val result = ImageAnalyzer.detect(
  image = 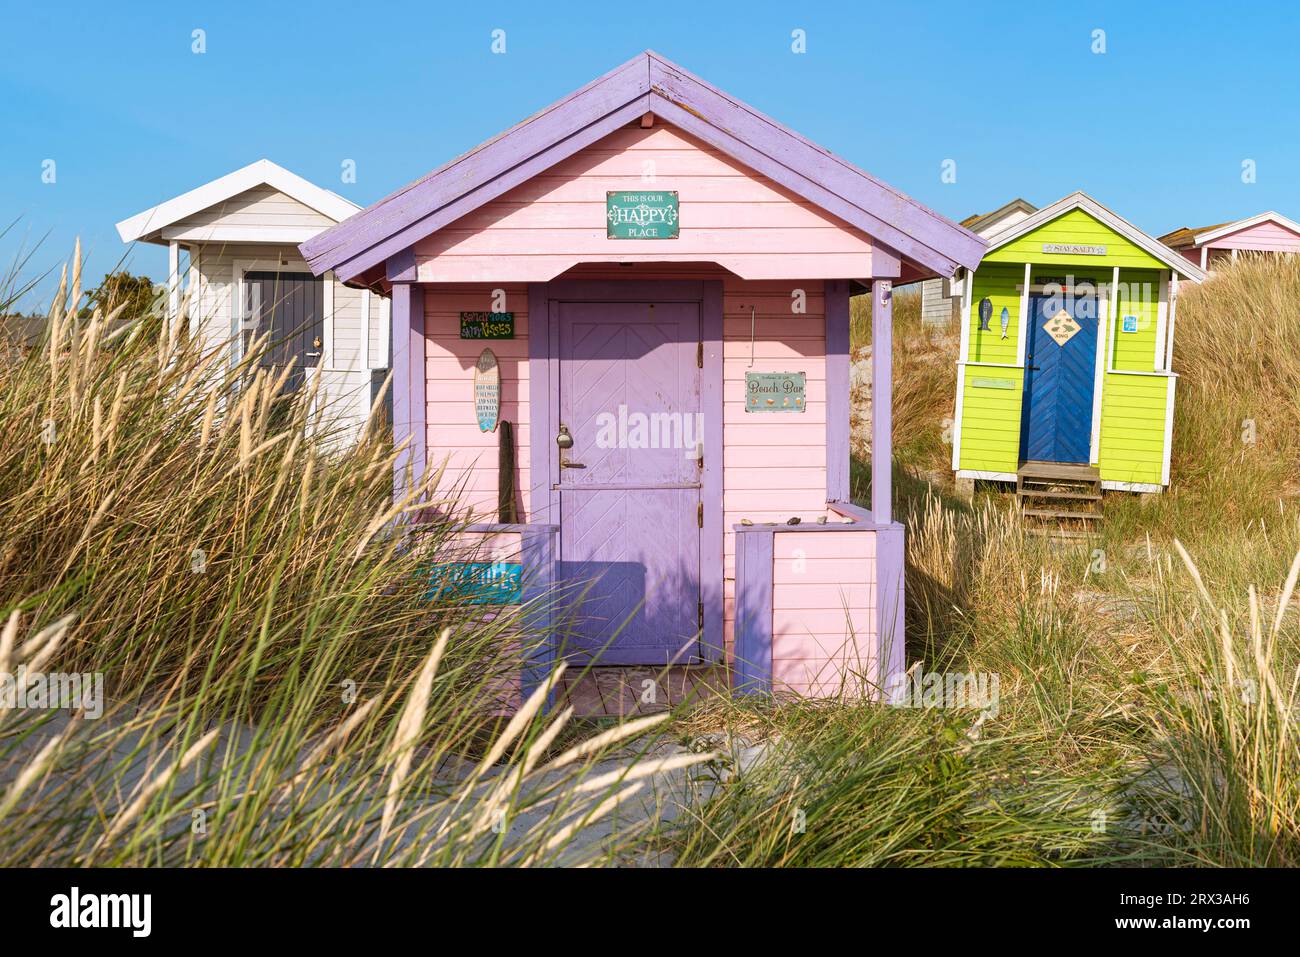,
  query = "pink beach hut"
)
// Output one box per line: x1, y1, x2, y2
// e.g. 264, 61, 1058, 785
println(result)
1160, 211, 1300, 274
300, 52, 984, 699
